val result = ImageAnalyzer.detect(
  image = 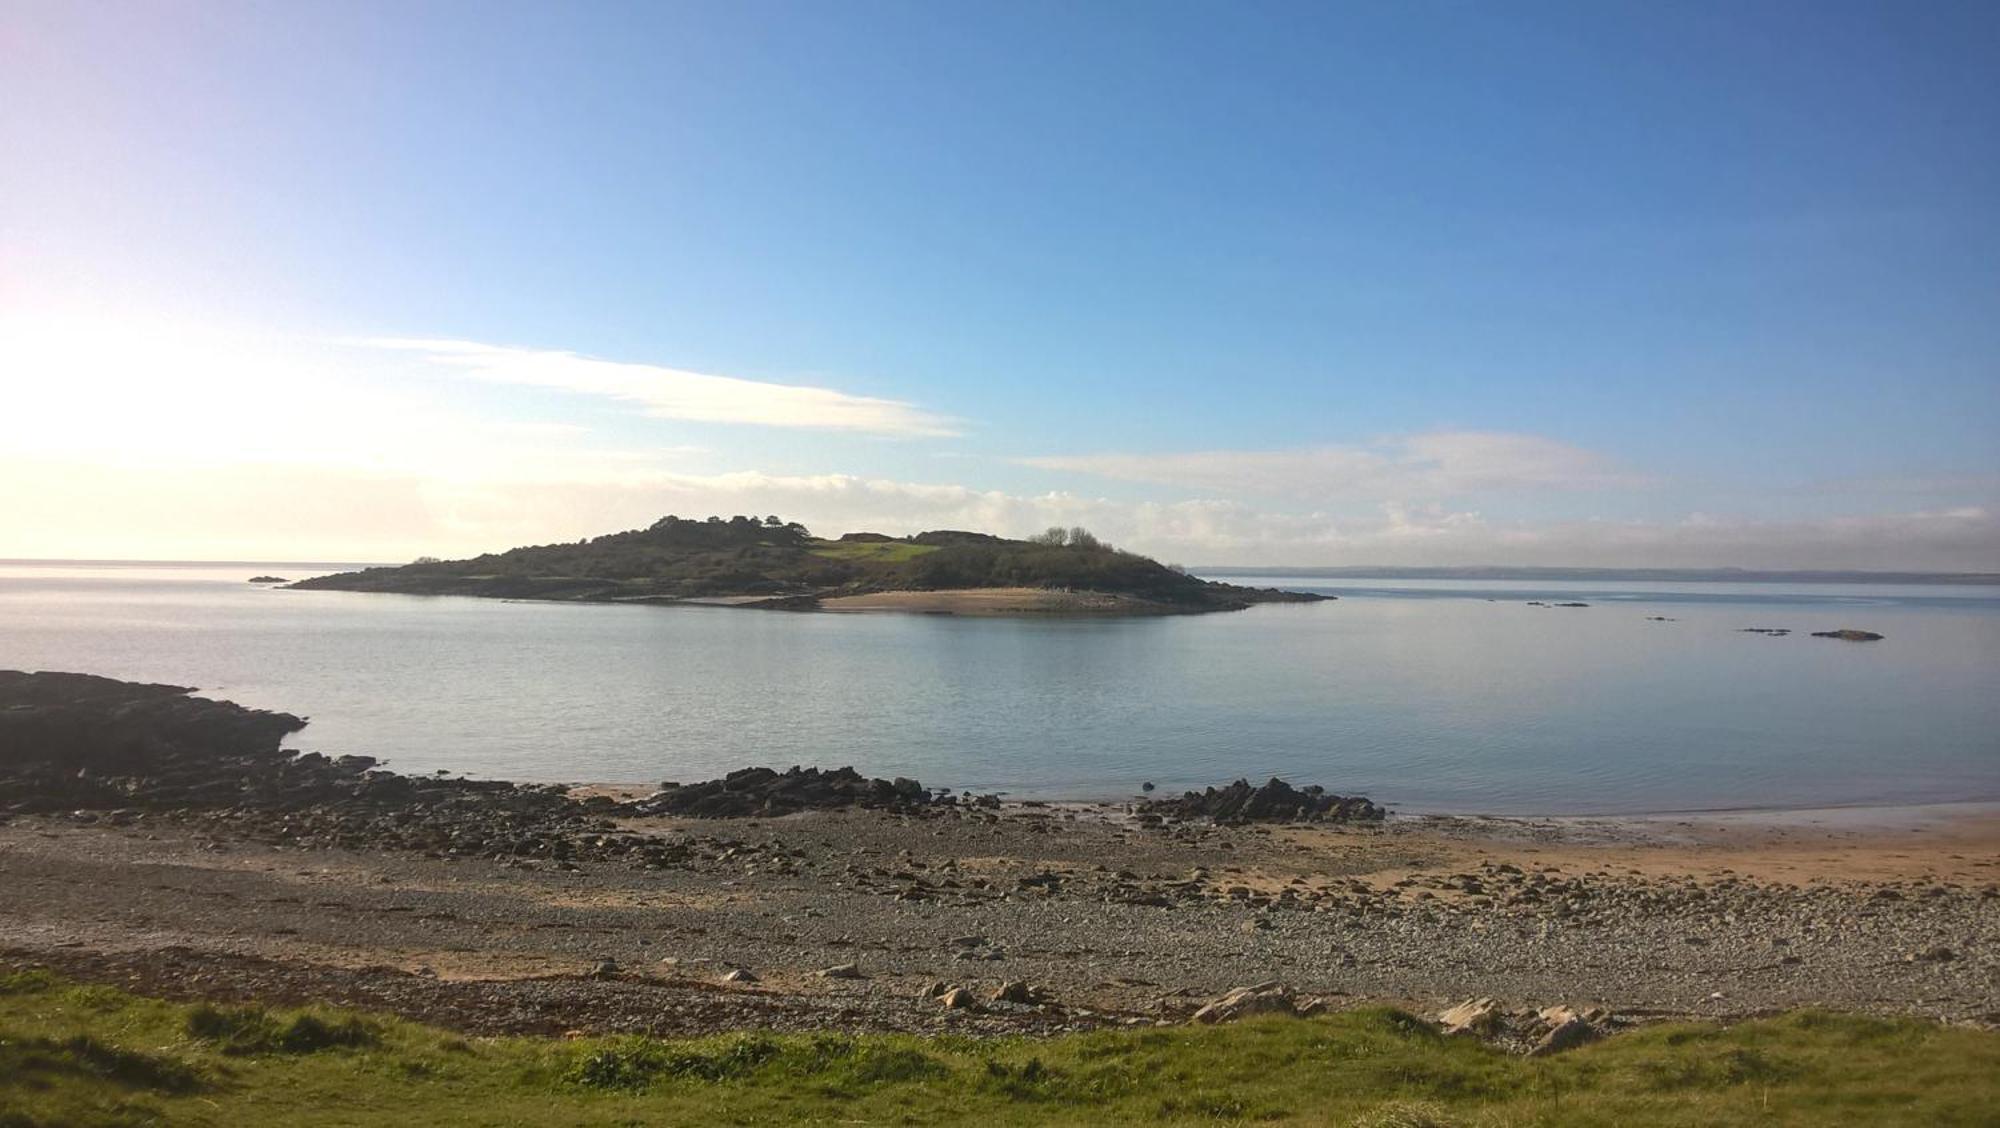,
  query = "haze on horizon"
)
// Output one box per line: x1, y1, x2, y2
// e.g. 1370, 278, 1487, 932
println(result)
3, 1, 1995, 570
